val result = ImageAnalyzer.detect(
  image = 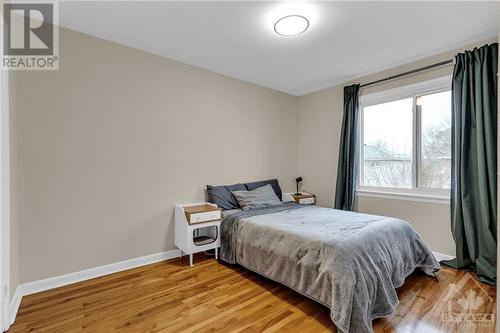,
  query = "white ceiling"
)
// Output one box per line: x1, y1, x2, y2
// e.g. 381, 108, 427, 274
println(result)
58, 1, 498, 96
